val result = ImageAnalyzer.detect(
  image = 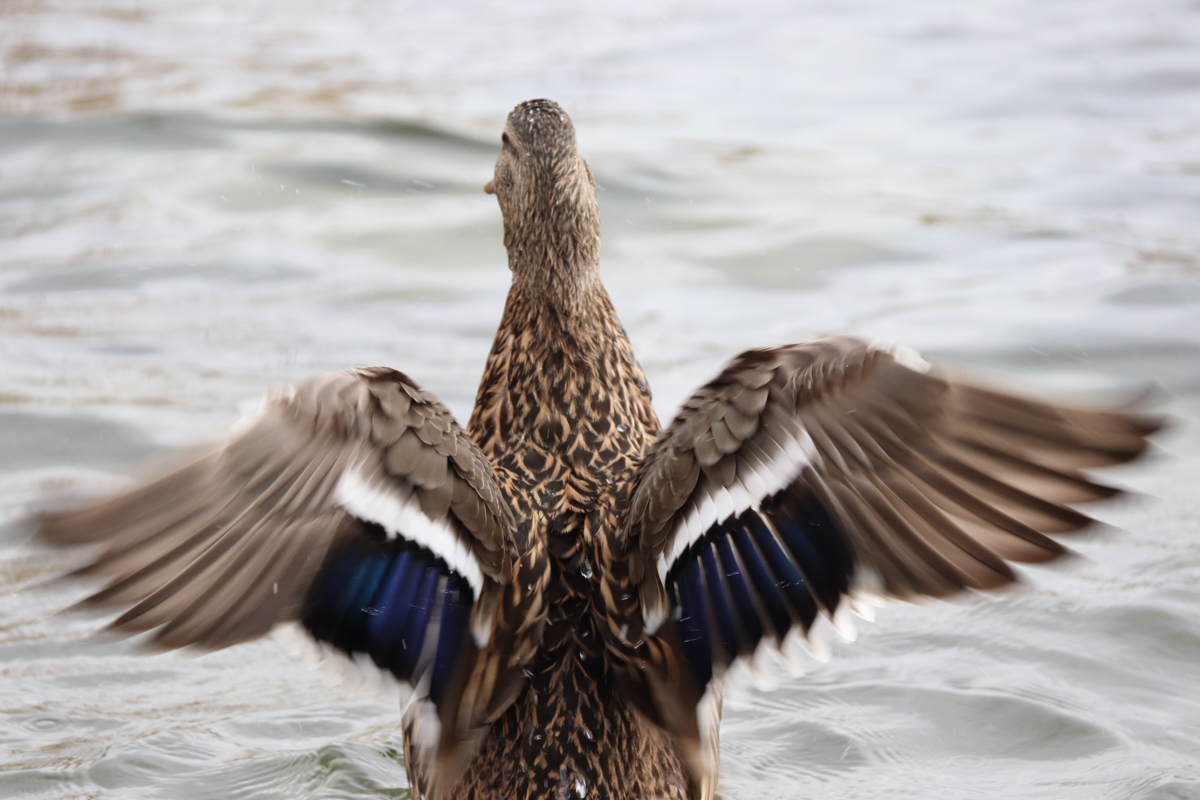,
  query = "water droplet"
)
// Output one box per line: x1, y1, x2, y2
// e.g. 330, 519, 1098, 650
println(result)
615, 423, 628, 433
604, 475, 614, 485
579, 557, 593, 579
575, 776, 588, 797
526, 583, 534, 592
